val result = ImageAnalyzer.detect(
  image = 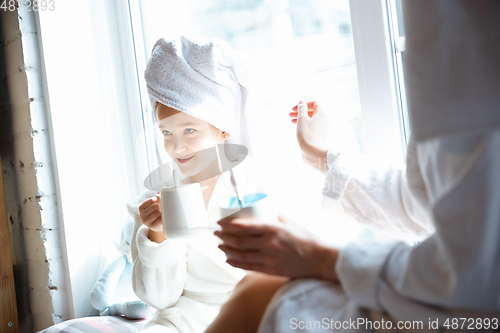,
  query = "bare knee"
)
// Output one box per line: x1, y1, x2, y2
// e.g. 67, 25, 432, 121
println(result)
233, 271, 266, 292
229, 272, 289, 312
207, 273, 289, 333
235, 271, 287, 292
